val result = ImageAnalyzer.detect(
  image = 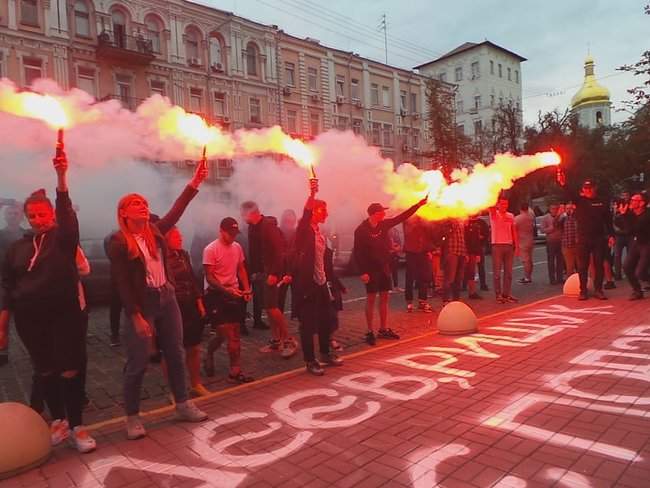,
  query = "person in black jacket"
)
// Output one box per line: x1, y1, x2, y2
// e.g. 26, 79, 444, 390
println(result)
107, 161, 209, 440
103, 231, 122, 346
0, 151, 96, 453
292, 179, 344, 375
353, 197, 427, 345
241, 201, 295, 358
617, 193, 650, 300
557, 173, 615, 300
